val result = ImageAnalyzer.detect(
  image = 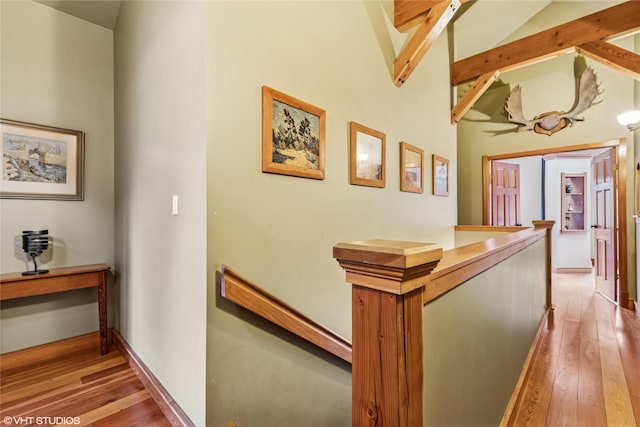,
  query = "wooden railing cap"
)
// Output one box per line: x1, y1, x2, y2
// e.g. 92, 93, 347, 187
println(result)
333, 239, 442, 269
333, 240, 443, 294
532, 220, 555, 229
